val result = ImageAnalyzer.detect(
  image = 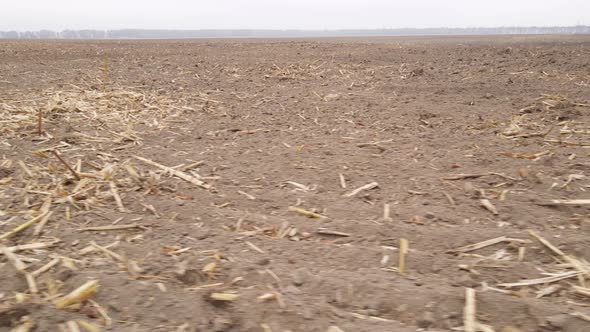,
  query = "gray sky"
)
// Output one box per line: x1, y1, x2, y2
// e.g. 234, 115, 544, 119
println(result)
1, 0, 589, 31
